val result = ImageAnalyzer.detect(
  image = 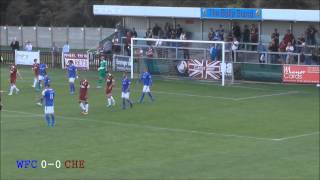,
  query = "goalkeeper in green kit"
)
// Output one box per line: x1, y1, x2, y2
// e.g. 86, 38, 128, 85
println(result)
97, 58, 107, 88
